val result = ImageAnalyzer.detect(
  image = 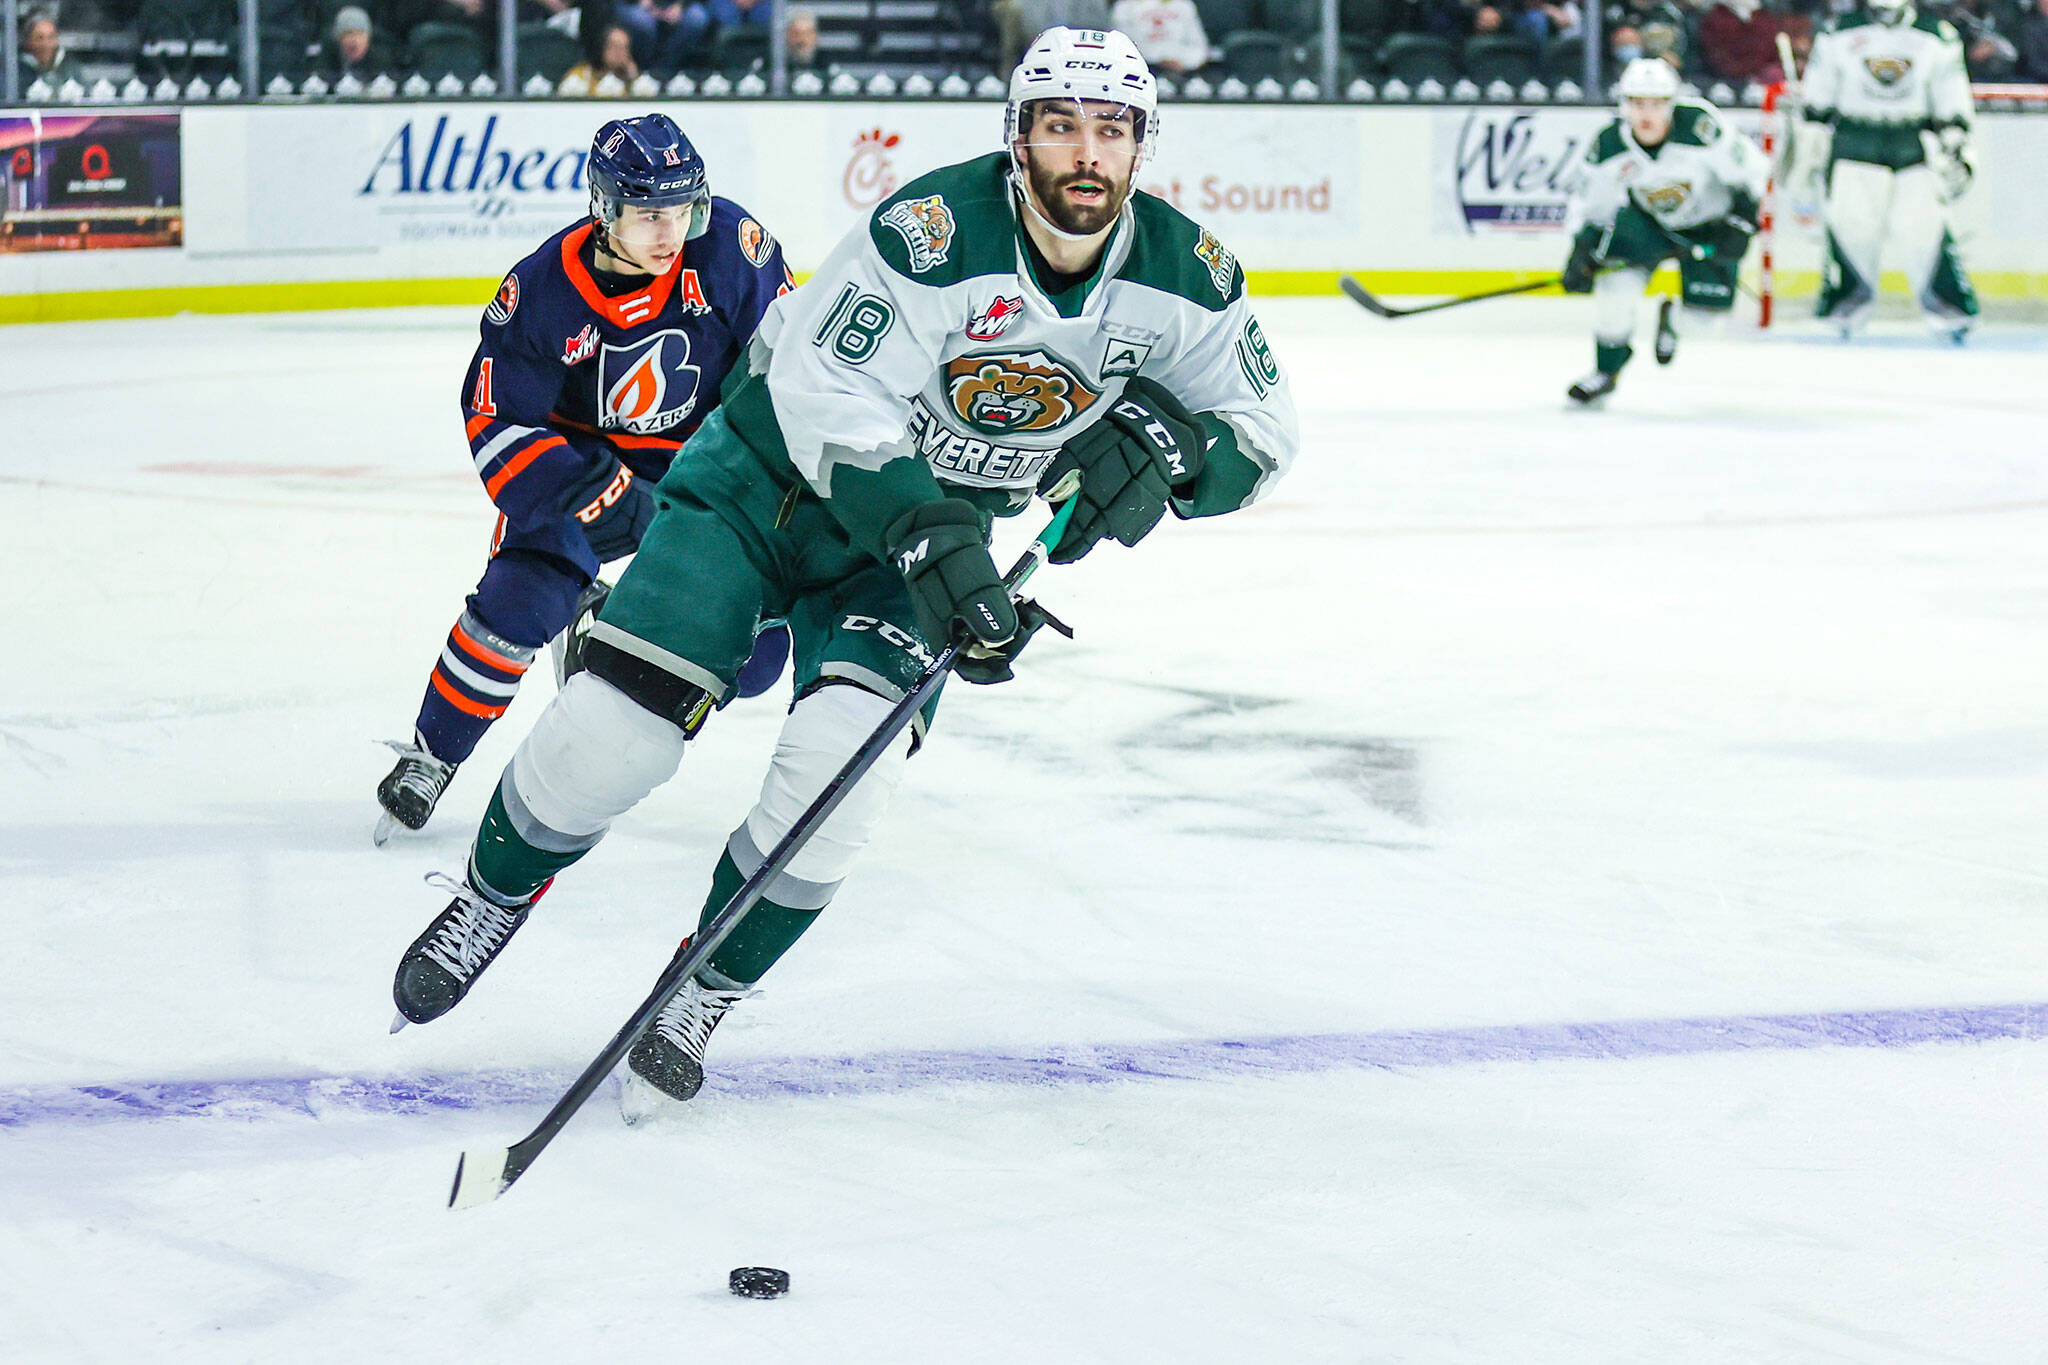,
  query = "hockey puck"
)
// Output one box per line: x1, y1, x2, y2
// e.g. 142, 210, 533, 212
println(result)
729, 1267, 790, 1299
